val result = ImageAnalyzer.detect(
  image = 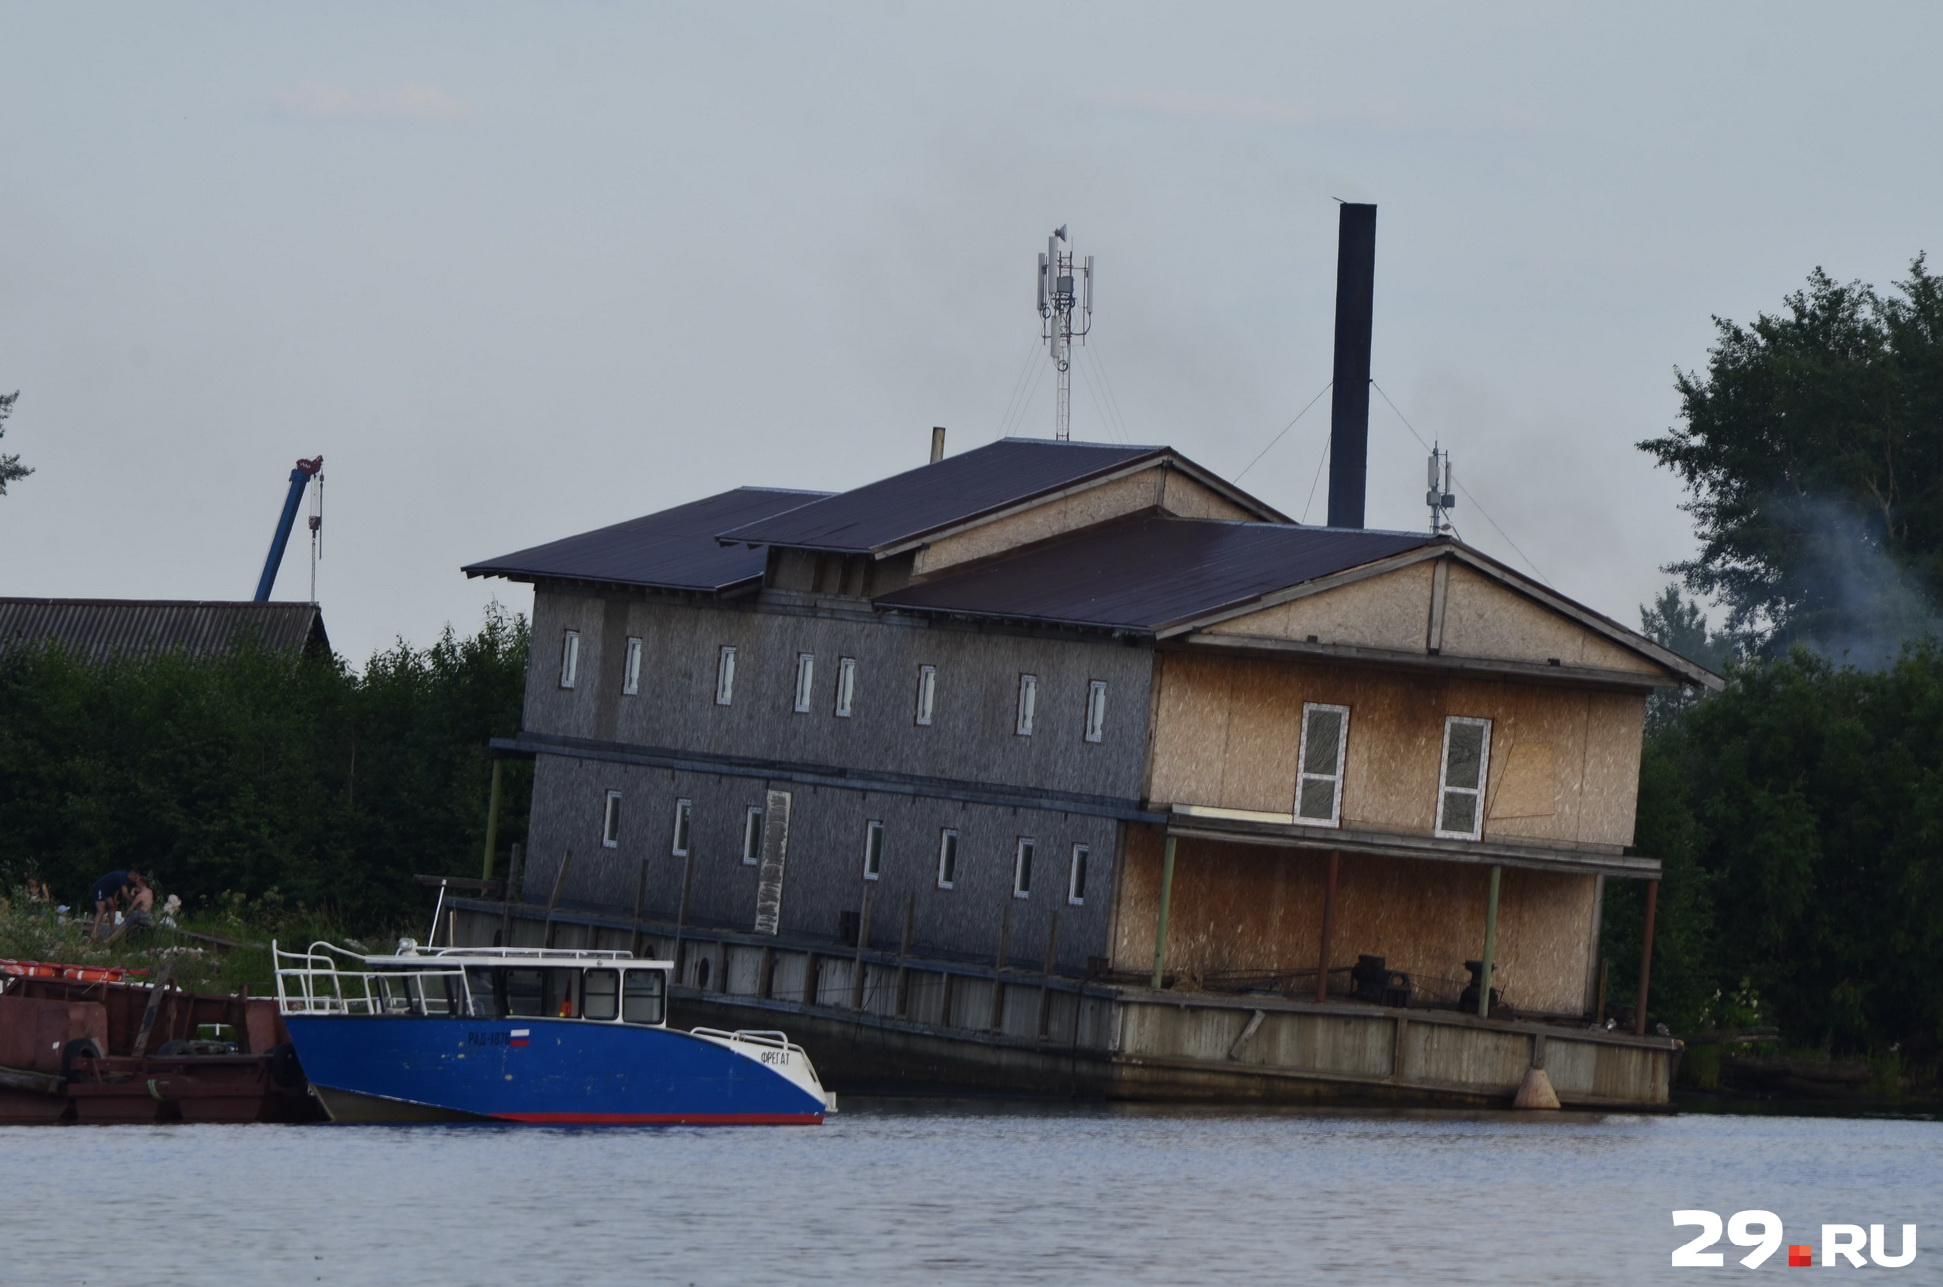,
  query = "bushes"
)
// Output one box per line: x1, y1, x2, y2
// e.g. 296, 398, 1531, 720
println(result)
1614, 646, 1943, 1058
0, 606, 529, 930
